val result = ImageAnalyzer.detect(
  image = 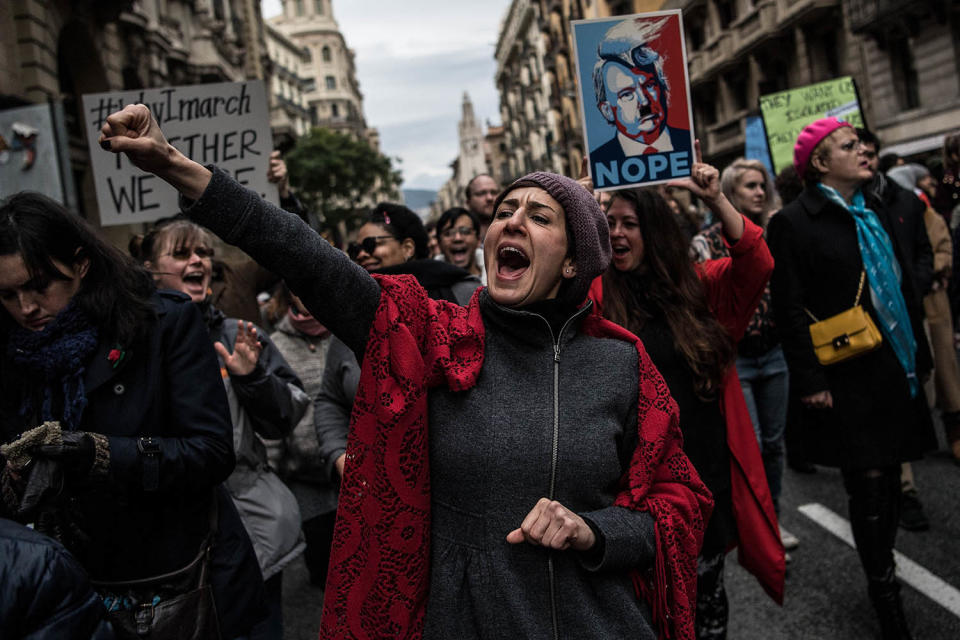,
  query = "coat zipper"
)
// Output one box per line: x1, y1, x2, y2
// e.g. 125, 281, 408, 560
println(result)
531, 305, 588, 640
